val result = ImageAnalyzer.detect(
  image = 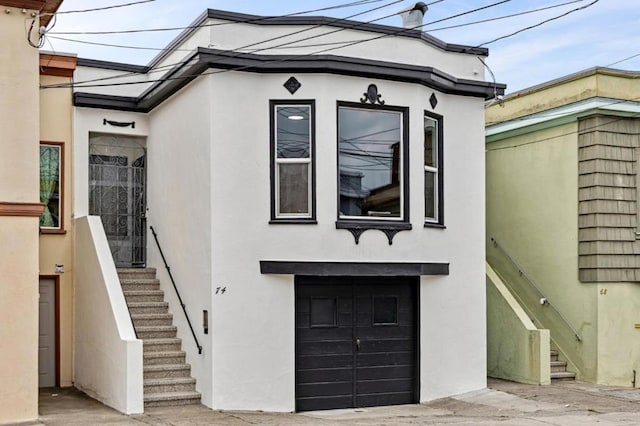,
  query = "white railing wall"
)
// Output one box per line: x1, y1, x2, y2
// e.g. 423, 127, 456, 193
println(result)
74, 216, 143, 414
